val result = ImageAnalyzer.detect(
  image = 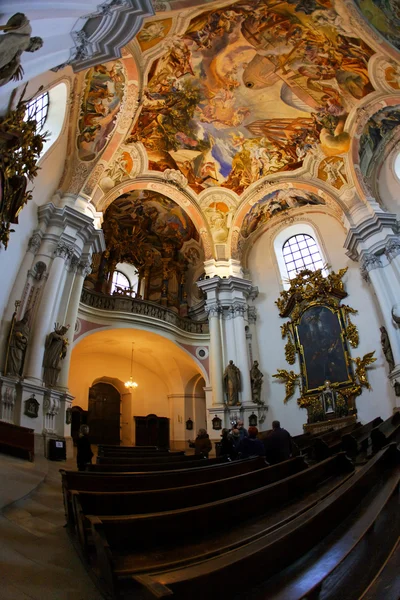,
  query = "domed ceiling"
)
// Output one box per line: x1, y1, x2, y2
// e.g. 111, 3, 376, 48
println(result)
129, 0, 375, 195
